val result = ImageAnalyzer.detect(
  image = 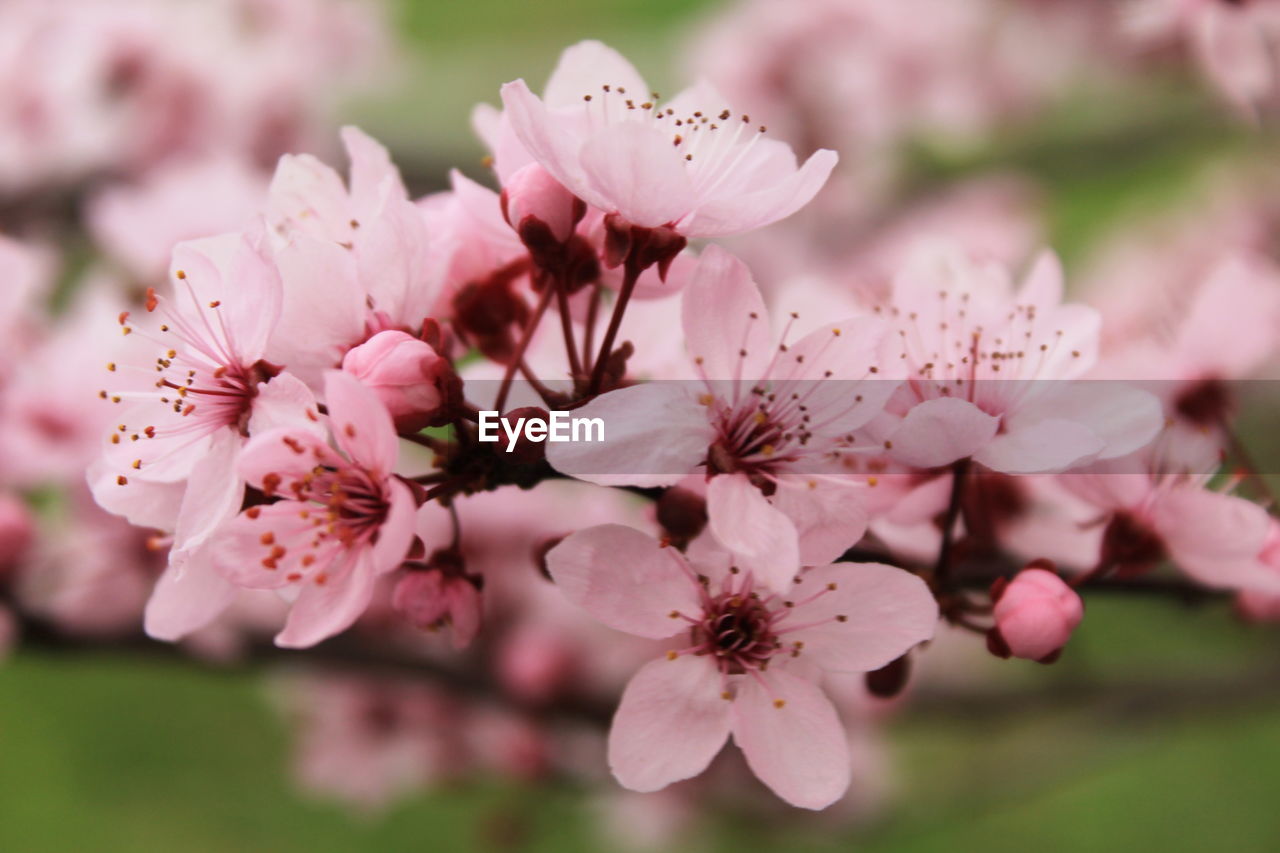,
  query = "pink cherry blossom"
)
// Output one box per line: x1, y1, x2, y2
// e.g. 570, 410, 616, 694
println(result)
212, 370, 415, 648
499, 41, 838, 238
265, 127, 440, 388
86, 230, 317, 641
549, 245, 900, 588
0, 0, 386, 193
546, 524, 937, 809
870, 243, 1162, 473
1126, 0, 1280, 115
988, 565, 1083, 662
277, 672, 468, 811
1060, 442, 1280, 595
